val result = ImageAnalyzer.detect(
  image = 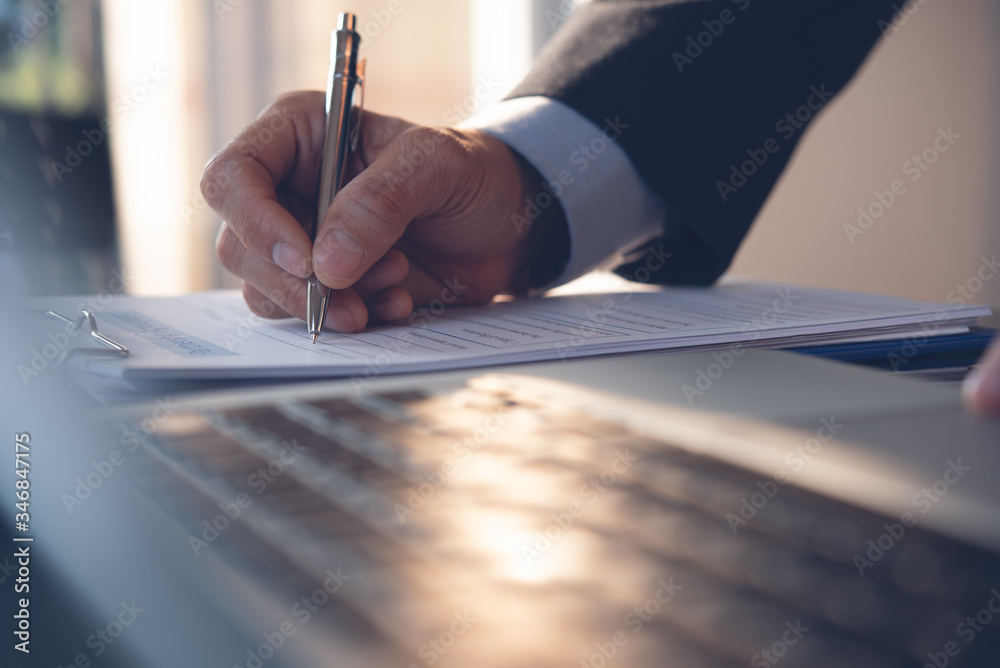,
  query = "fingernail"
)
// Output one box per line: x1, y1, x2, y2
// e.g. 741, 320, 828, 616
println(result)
315, 229, 366, 283
271, 242, 310, 278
